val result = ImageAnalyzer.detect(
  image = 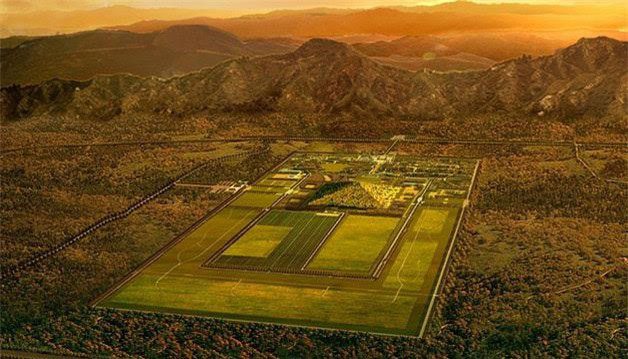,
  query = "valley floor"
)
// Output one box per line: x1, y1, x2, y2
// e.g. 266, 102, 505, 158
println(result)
1, 136, 625, 357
